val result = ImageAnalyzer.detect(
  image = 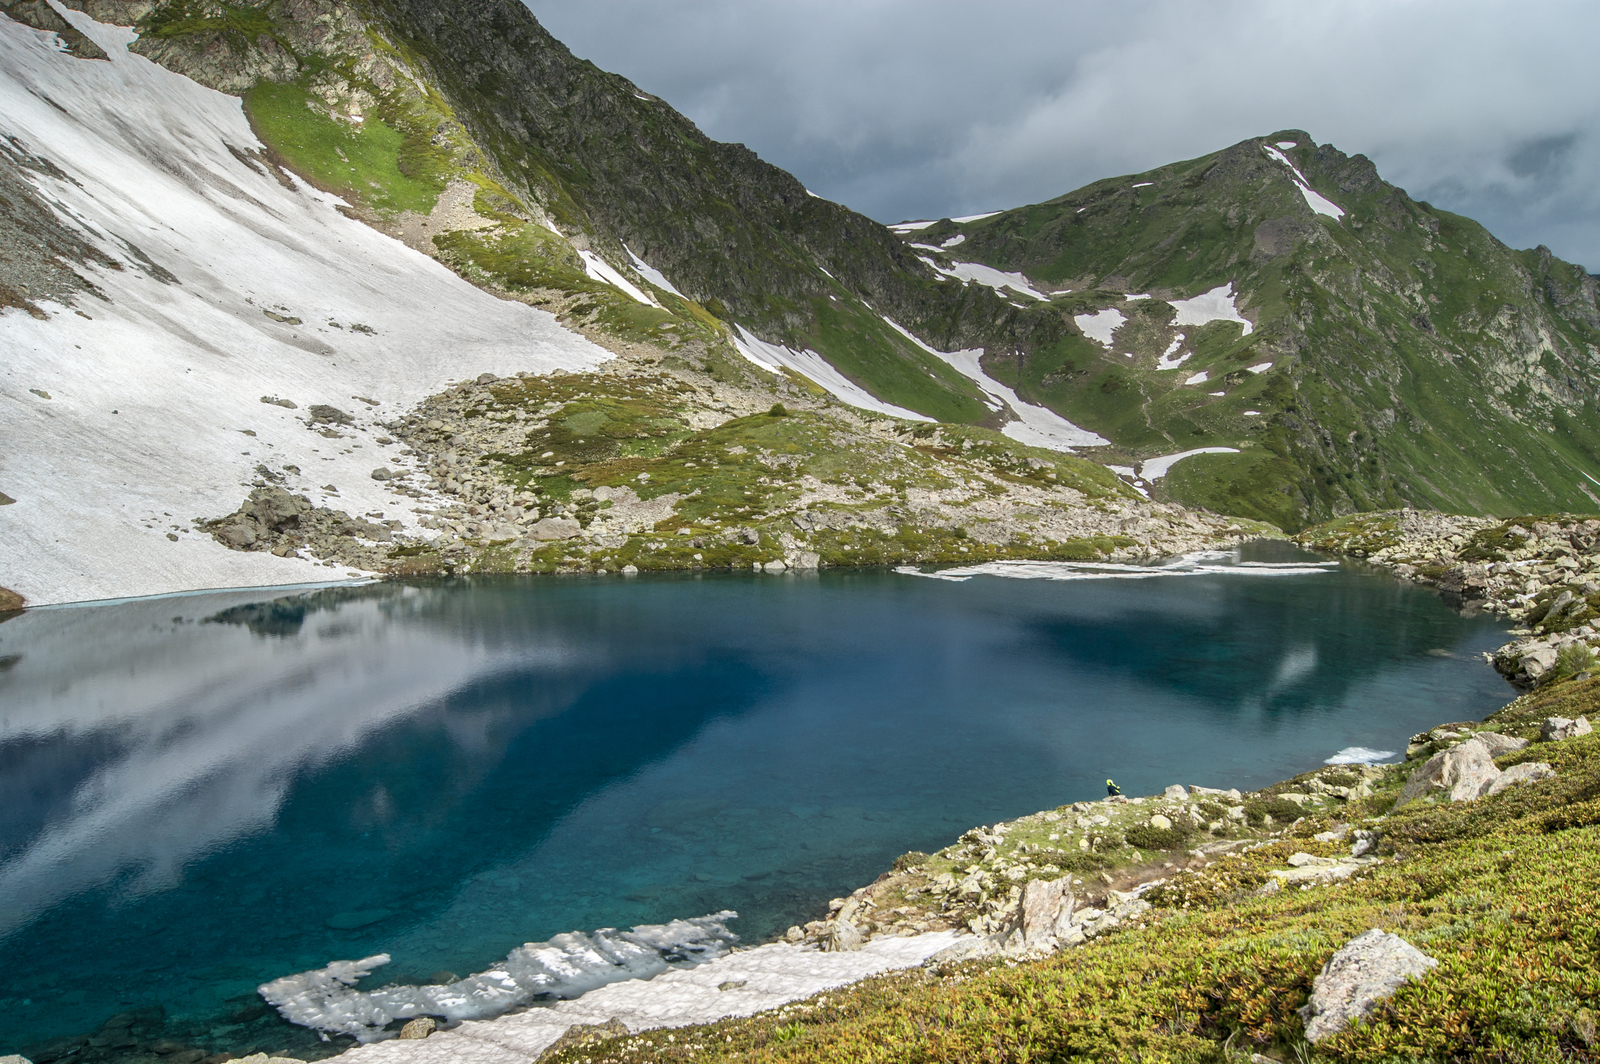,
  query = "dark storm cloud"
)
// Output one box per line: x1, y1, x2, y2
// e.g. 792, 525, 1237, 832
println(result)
524, 0, 1600, 269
